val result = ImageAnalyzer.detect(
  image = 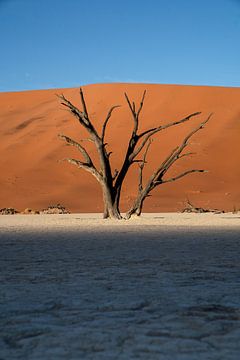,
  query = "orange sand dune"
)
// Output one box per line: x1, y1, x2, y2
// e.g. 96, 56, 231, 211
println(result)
0, 83, 239, 213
